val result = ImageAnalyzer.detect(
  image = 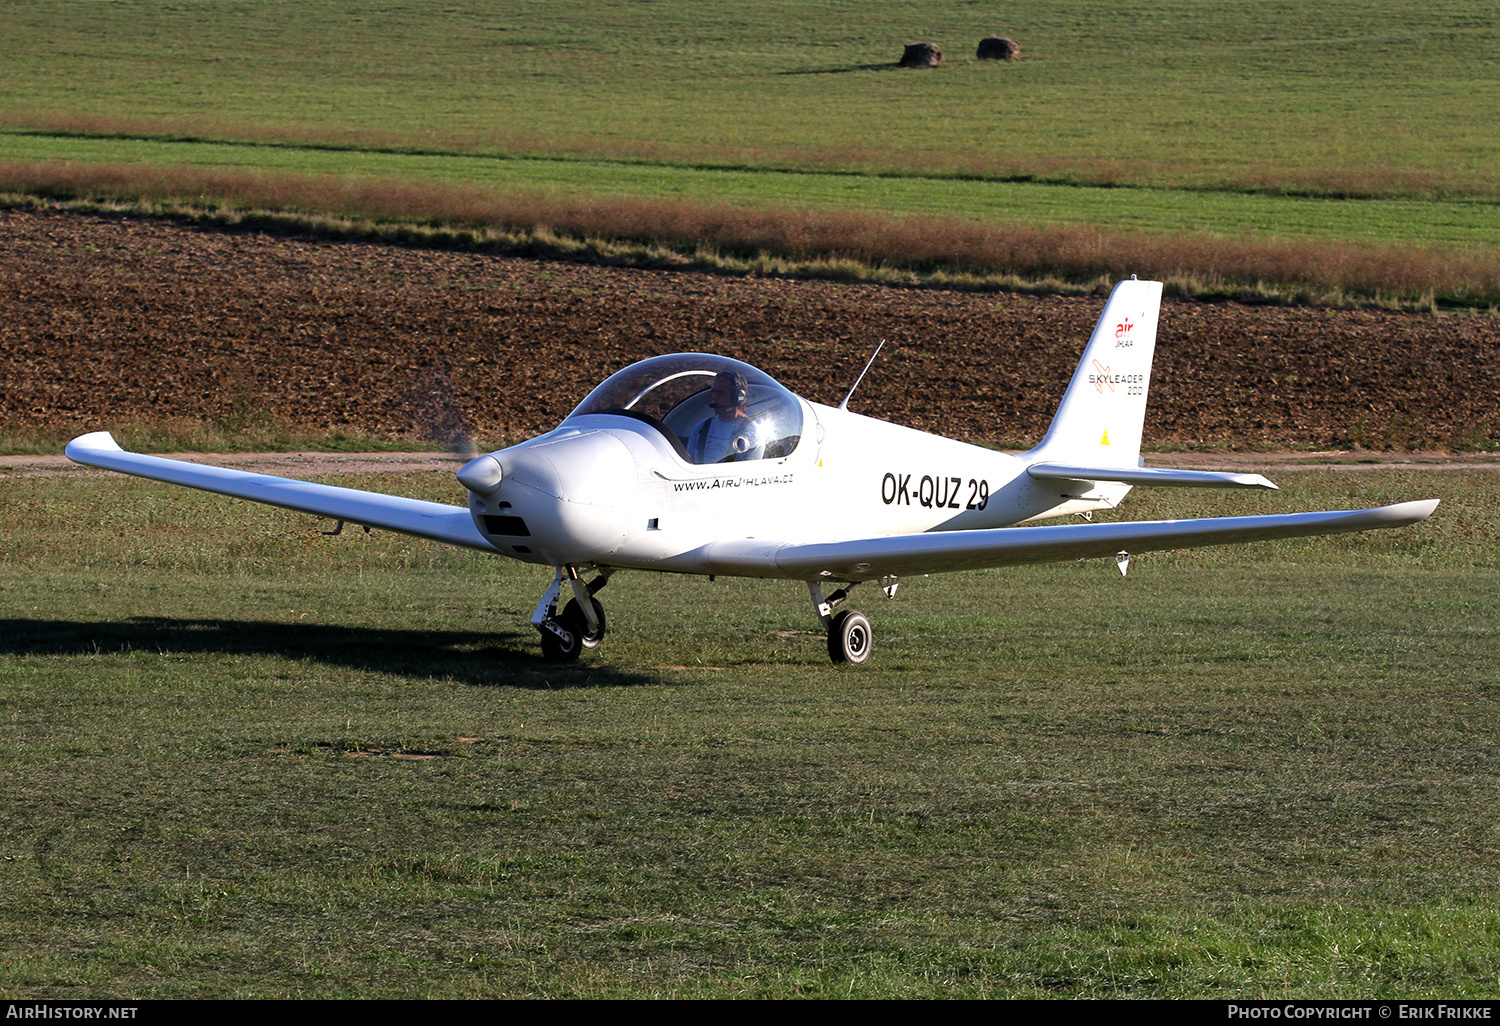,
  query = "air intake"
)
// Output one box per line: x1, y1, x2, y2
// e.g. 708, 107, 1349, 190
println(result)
482, 515, 530, 537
